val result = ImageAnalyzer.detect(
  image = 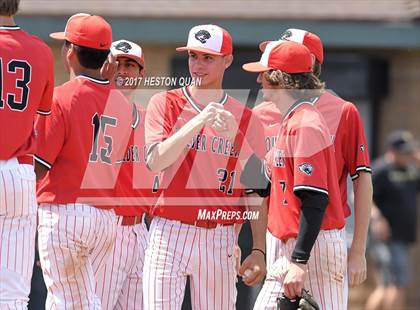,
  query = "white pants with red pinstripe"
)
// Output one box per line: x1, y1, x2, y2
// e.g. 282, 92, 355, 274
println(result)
143, 216, 238, 310
37, 203, 117, 310
255, 229, 347, 310
95, 218, 148, 310
0, 161, 37, 310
